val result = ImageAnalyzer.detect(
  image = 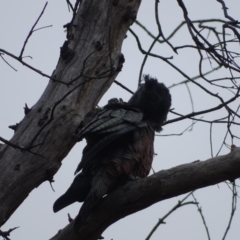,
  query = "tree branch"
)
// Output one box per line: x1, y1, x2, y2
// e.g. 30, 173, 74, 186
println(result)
50, 147, 240, 240
19, 2, 48, 59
